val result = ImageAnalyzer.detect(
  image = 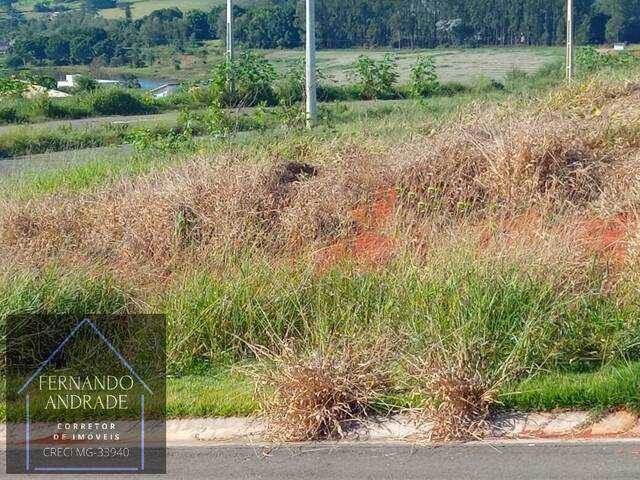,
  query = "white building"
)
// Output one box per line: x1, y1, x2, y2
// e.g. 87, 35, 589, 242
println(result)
150, 82, 180, 98
57, 74, 123, 89
57, 74, 81, 88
